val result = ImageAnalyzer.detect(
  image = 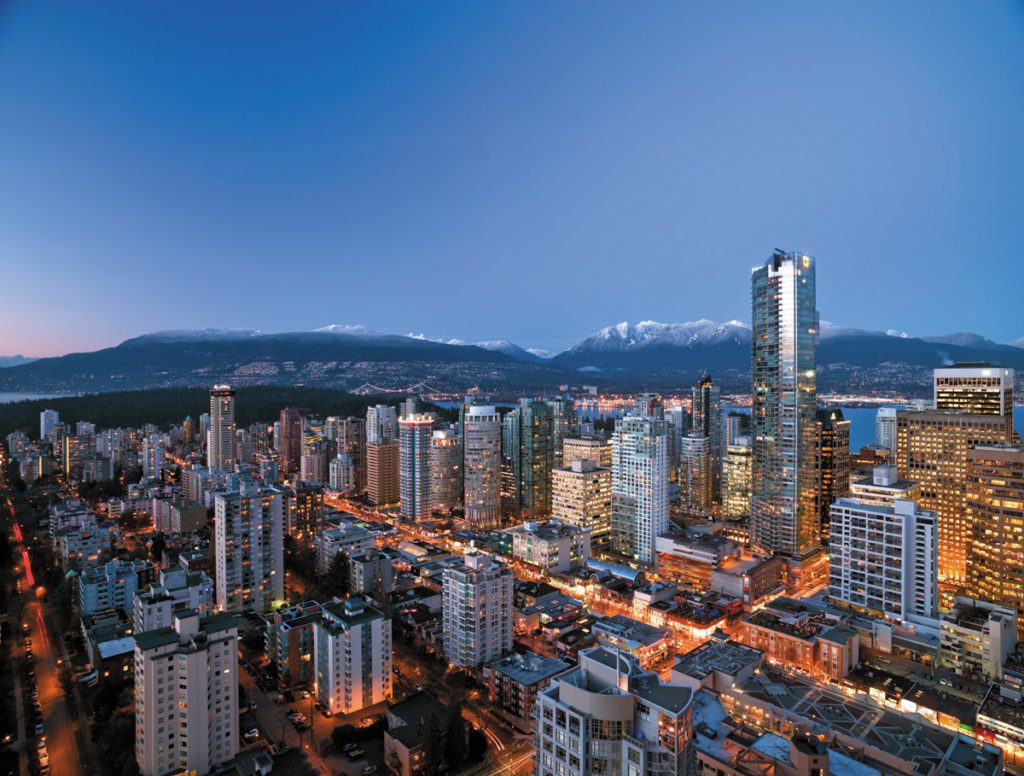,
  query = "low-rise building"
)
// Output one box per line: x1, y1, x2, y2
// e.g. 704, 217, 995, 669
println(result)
591, 614, 671, 668
133, 566, 215, 633
263, 600, 323, 687
384, 692, 449, 776
78, 559, 155, 616
486, 652, 571, 732
314, 520, 377, 575
348, 549, 396, 597
671, 636, 763, 693
655, 530, 738, 589
939, 597, 1017, 682
507, 519, 590, 573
